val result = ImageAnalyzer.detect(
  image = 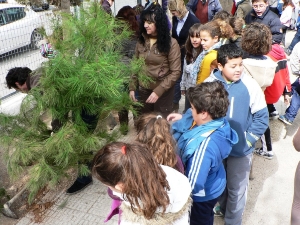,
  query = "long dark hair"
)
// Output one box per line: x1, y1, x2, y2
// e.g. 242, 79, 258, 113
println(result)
116, 6, 139, 36
185, 23, 202, 65
138, 2, 171, 54
92, 142, 170, 219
